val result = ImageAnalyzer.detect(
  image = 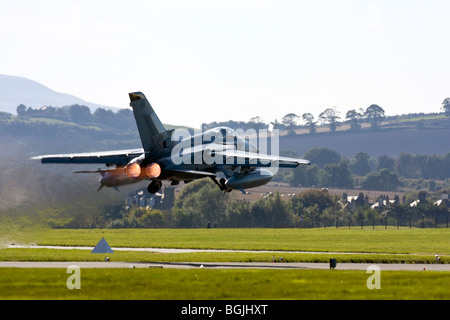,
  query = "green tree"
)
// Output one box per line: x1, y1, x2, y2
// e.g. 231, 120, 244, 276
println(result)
138, 209, 167, 228
345, 109, 363, 131
120, 207, 167, 228
350, 151, 372, 176
267, 192, 292, 227
396, 153, 421, 179
377, 155, 396, 171
248, 116, 268, 131
444, 152, 450, 179
173, 179, 229, 227
442, 97, 450, 116
93, 108, 115, 126
319, 108, 341, 132
423, 154, 444, 180
65, 104, 92, 124
302, 113, 316, 134
289, 189, 336, 227
226, 200, 252, 227
270, 118, 281, 130
290, 164, 319, 187
303, 147, 341, 168
116, 108, 135, 129
289, 189, 335, 213
321, 161, 353, 188
16, 104, 27, 117
250, 197, 273, 227
361, 169, 400, 191
388, 203, 410, 227
281, 113, 299, 135
364, 104, 385, 129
